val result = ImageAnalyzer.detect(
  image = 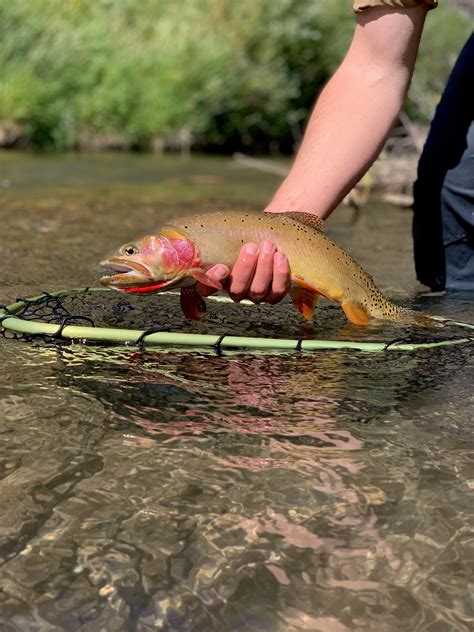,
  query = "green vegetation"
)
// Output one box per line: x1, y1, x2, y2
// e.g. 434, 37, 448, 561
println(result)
1, 0, 470, 151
